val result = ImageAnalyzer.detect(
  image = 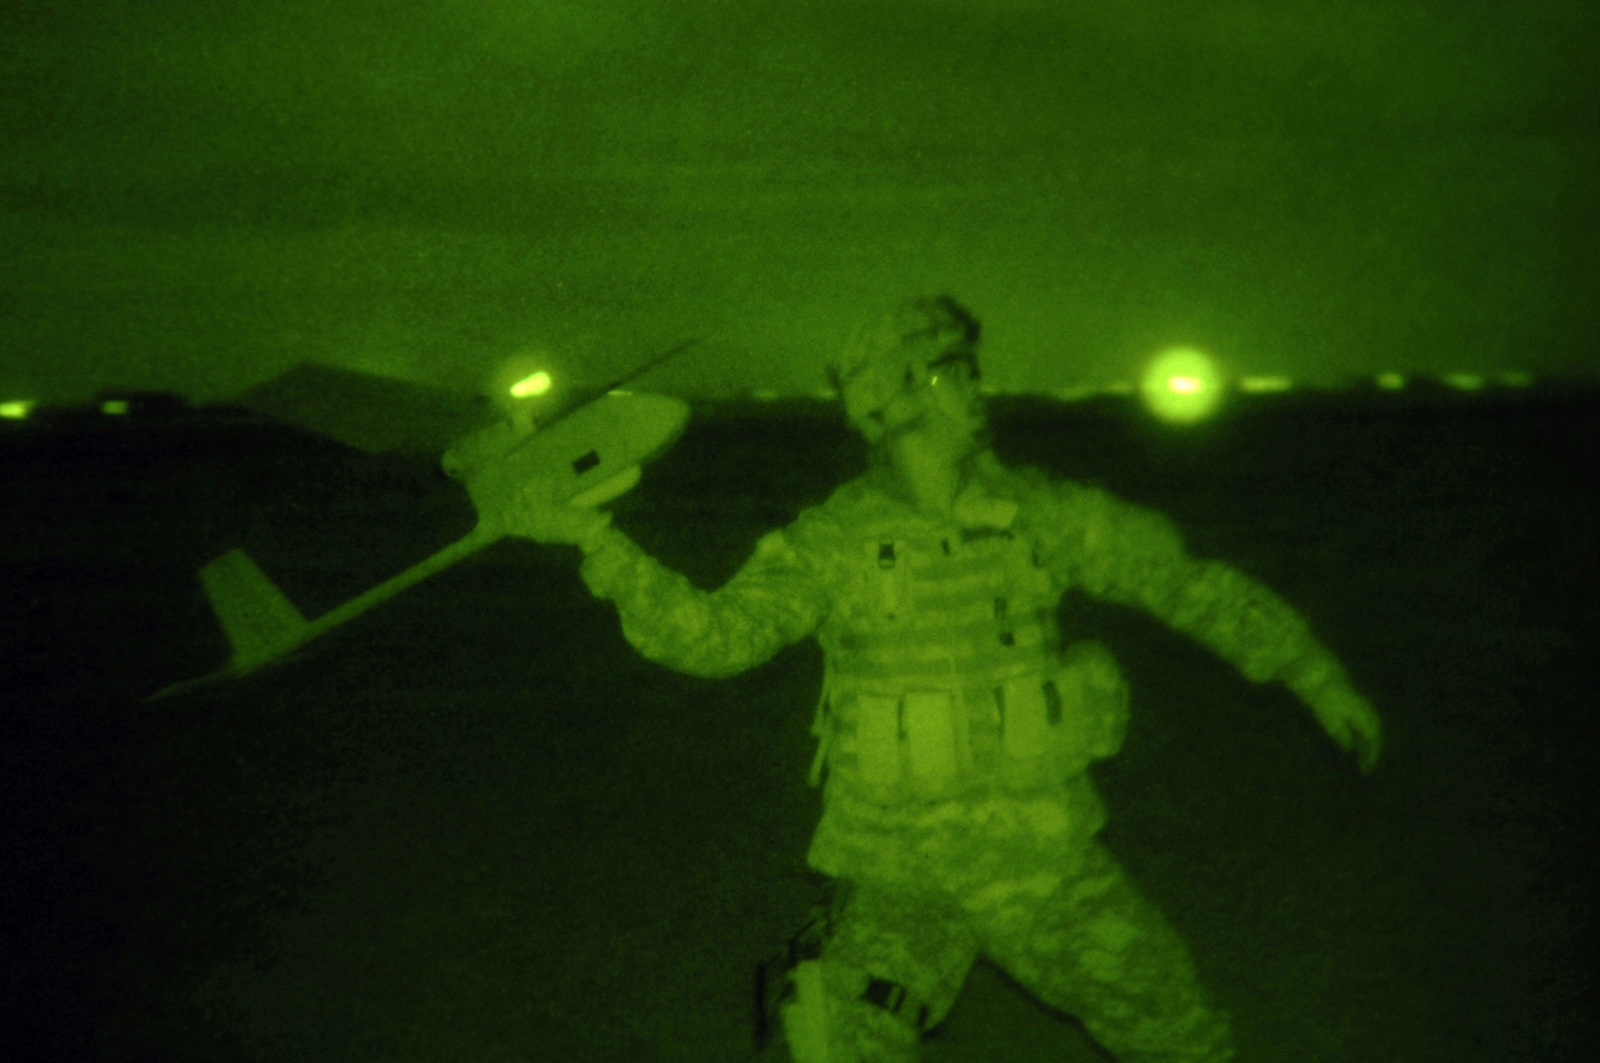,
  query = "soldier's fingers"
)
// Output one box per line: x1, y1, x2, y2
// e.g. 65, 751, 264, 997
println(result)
1361, 722, 1383, 773
1329, 719, 1353, 752
1356, 734, 1381, 774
